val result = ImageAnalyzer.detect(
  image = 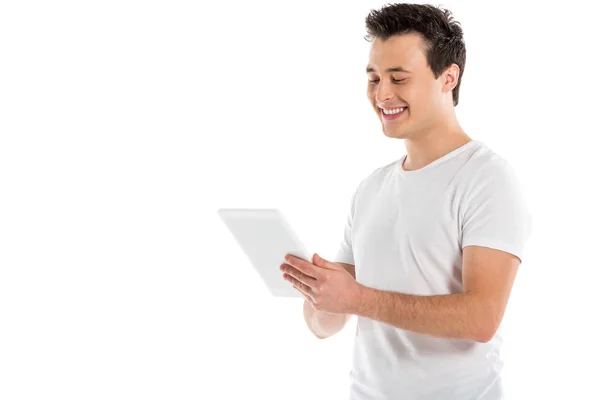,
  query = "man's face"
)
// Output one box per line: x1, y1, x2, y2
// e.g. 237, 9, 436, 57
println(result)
366, 33, 446, 140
